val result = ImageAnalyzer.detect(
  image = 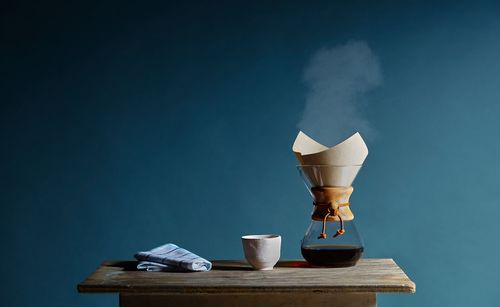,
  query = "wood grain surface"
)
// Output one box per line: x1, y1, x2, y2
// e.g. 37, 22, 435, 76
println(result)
78, 259, 415, 294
